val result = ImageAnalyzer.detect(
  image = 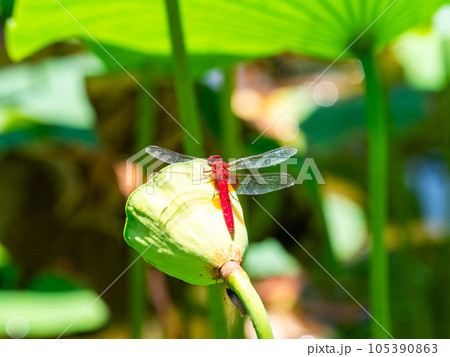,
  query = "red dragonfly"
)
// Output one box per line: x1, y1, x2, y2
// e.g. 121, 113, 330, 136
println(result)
146, 145, 297, 237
